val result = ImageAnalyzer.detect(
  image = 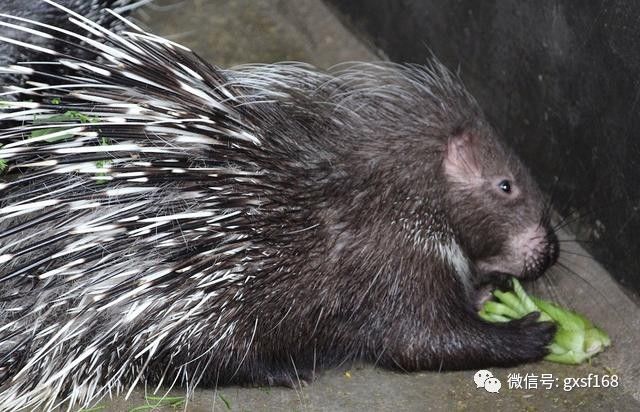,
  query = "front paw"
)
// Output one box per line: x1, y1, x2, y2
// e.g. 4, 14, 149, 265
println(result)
504, 312, 556, 362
